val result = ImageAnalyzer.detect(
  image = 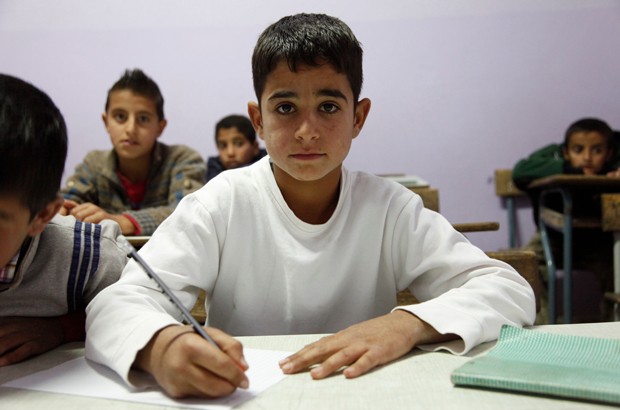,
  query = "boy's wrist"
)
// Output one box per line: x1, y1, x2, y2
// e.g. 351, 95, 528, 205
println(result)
117, 214, 140, 235
135, 325, 192, 374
